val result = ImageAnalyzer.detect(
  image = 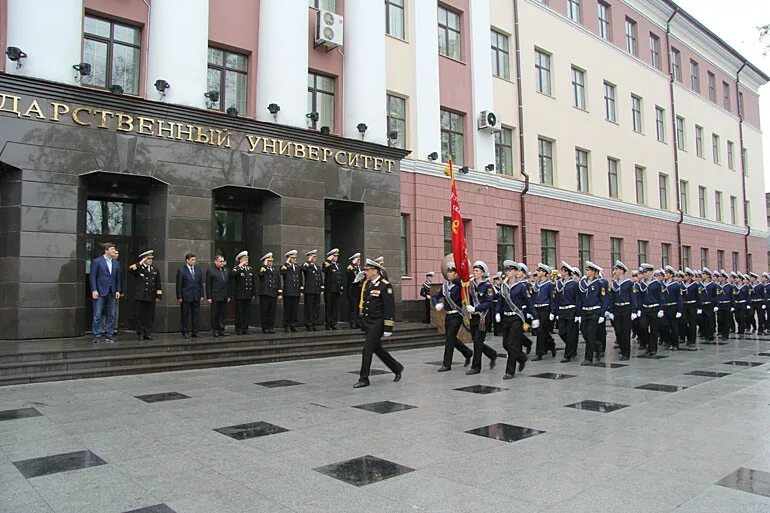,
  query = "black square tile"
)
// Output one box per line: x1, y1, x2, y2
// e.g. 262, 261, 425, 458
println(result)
636, 354, 669, 359
454, 385, 507, 395
255, 380, 304, 388
585, 362, 629, 368
134, 392, 191, 403
685, 370, 732, 378
757, 352, 770, 356
700, 340, 728, 345
564, 400, 629, 413
723, 361, 763, 367
214, 421, 289, 440
353, 401, 417, 414
530, 372, 576, 380
13, 450, 106, 479
0, 407, 42, 421
678, 346, 701, 351
465, 423, 546, 442
716, 467, 770, 498
635, 383, 688, 393
348, 369, 389, 375
313, 455, 414, 486
124, 505, 177, 513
